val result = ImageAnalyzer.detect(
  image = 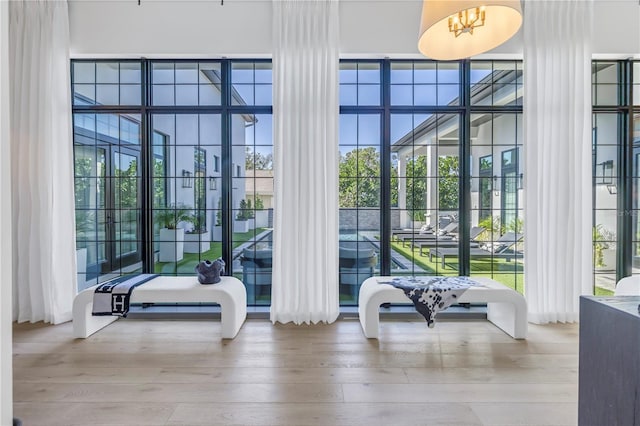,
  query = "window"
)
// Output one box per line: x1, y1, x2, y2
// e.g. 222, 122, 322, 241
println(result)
341, 59, 524, 299
193, 147, 207, 232
478, 155, 493, 221
73, 111, 143, 289
73, 61, 142, 106
339, 113, 382, 302
500, 148, 519, 228
233, 113, 273, 305
72, 59, 273, 306
591, 60, 640, 295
